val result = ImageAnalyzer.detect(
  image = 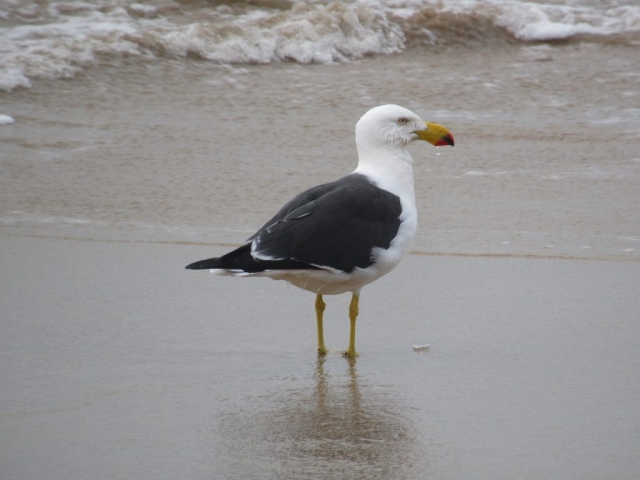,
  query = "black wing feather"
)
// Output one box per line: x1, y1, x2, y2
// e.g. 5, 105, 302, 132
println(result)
185, 173, 402, 274
185, 243, 321, 272
251, 174, 402, 273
